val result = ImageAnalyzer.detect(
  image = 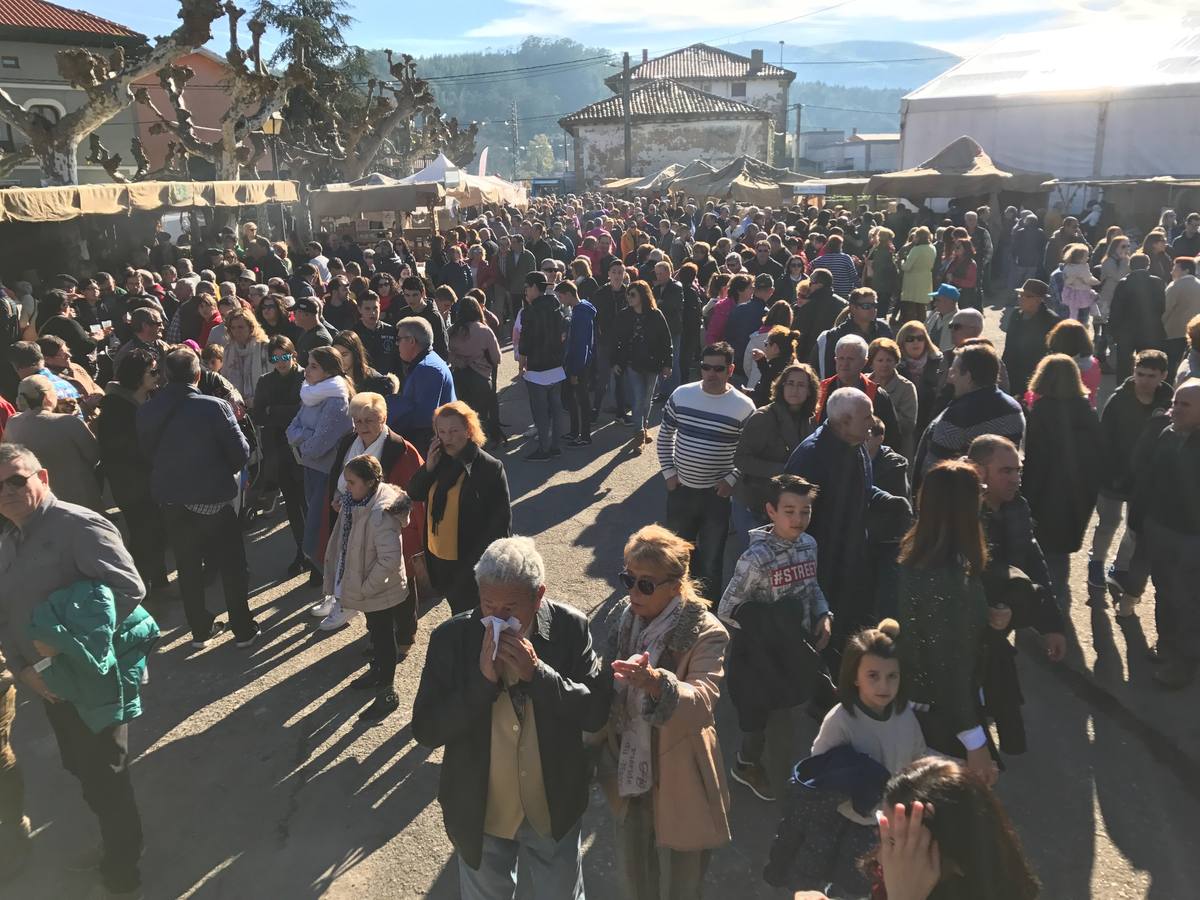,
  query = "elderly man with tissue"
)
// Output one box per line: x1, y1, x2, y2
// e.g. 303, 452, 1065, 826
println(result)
413, 536, 612, 900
